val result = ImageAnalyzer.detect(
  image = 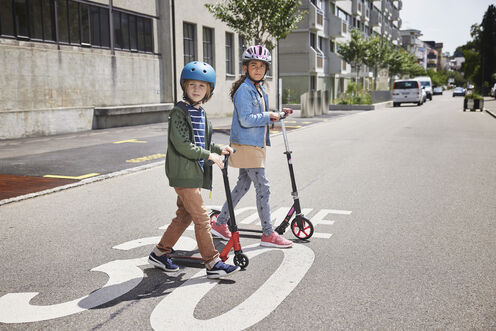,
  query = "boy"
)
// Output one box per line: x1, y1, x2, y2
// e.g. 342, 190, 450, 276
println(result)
148, 61, 239, 279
